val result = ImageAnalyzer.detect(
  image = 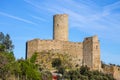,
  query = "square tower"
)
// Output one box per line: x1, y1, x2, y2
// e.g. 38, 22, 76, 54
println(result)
83, 35, 101, 71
